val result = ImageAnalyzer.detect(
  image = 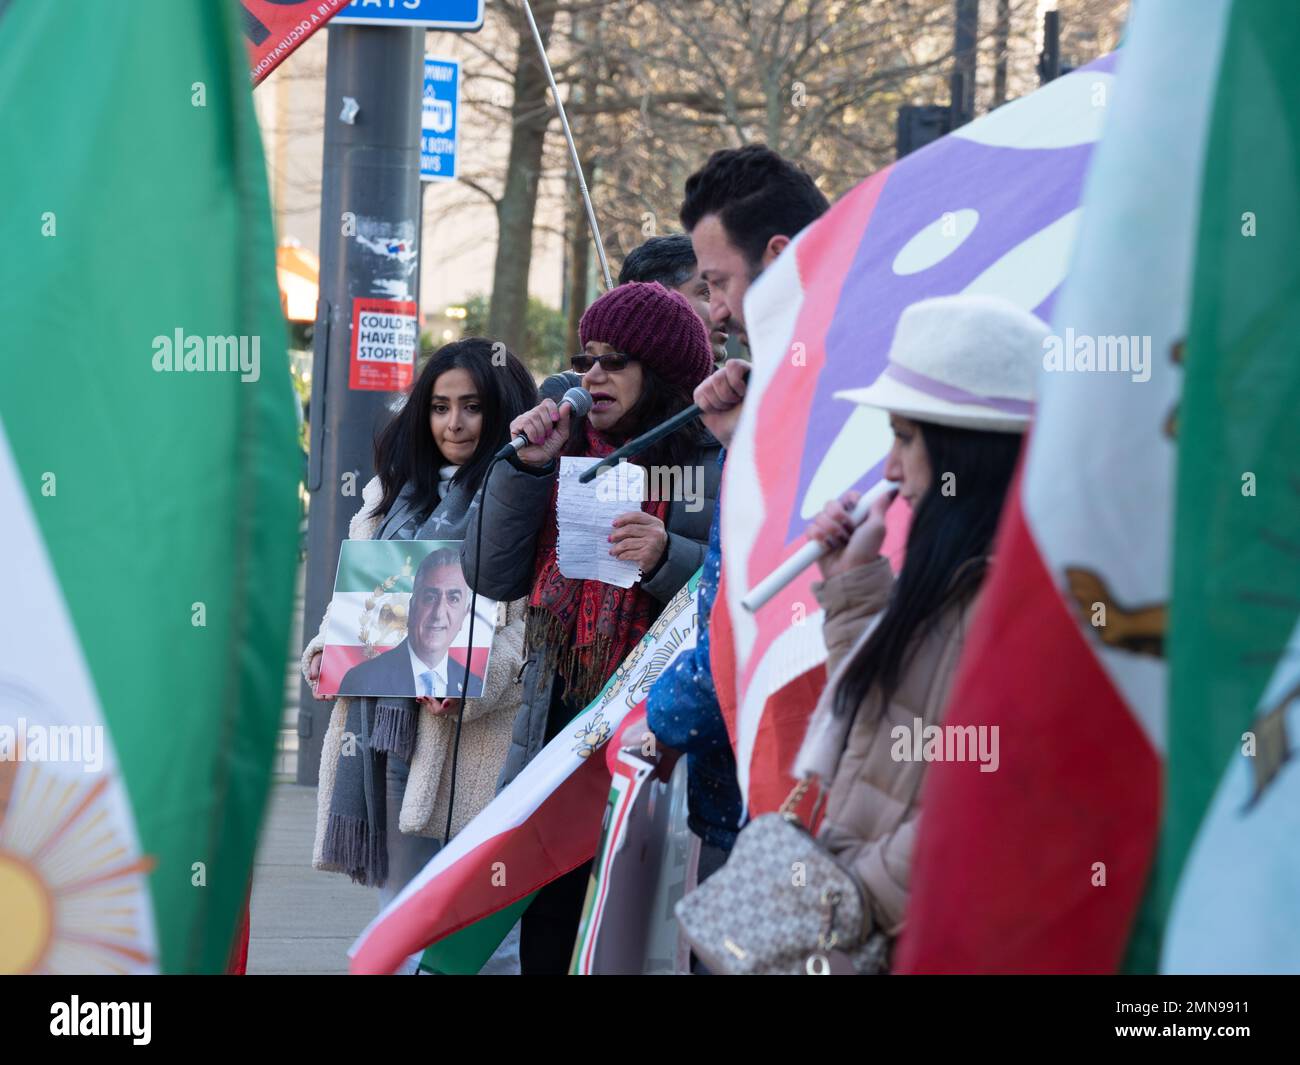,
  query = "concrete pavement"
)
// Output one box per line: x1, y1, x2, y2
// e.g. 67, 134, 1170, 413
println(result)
246, 782, 376, 975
